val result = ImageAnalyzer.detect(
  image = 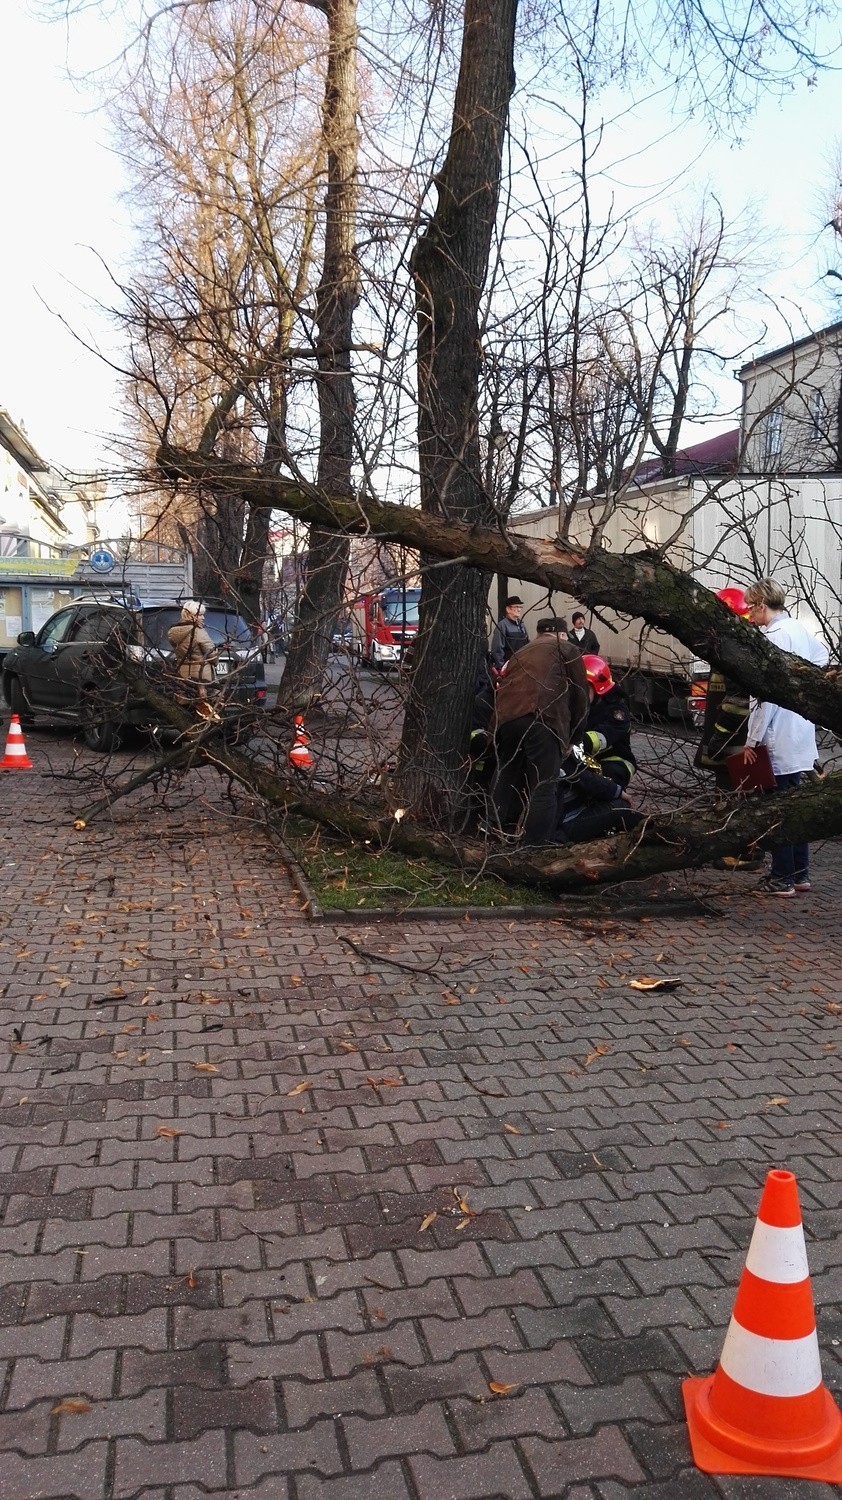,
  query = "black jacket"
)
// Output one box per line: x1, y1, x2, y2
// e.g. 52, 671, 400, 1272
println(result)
569, 625, 600, 655
490, 615, 529, 668
582, 684, 635, 768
